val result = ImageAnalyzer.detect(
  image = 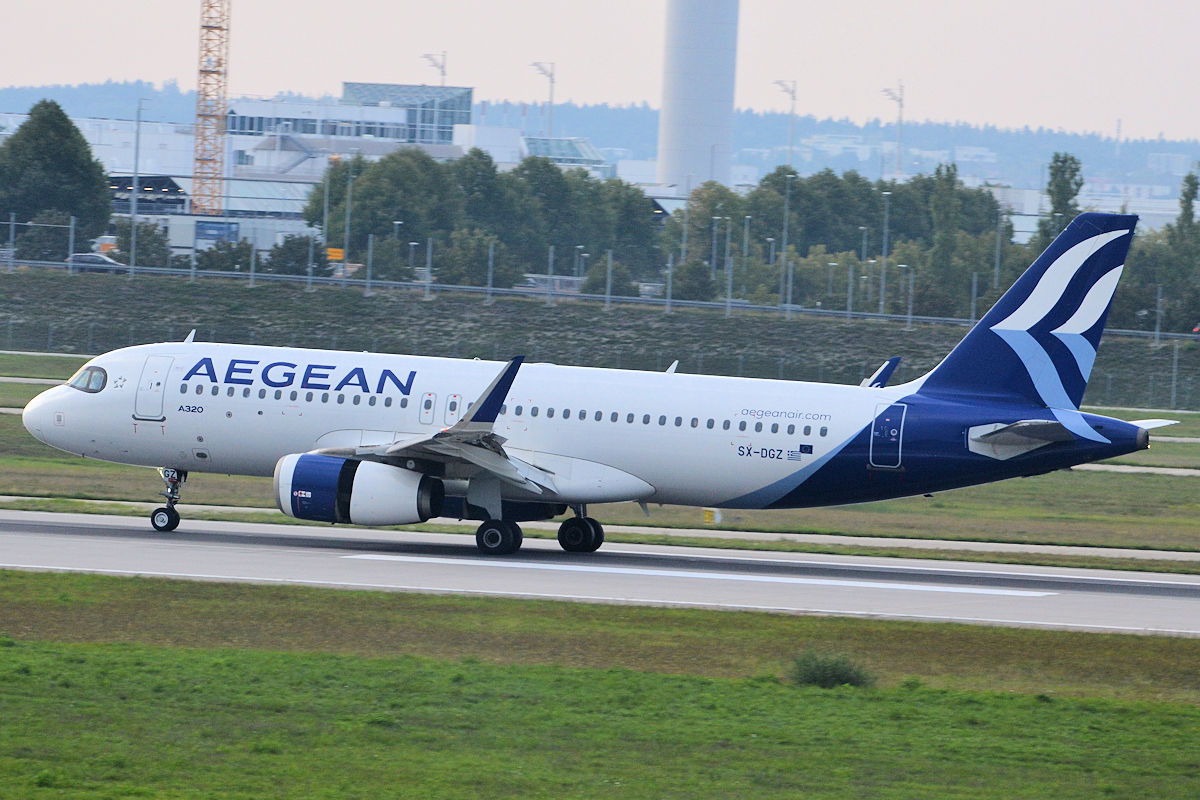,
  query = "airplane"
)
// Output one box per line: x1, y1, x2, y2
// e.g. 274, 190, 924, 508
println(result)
22, 212, 1173, 556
